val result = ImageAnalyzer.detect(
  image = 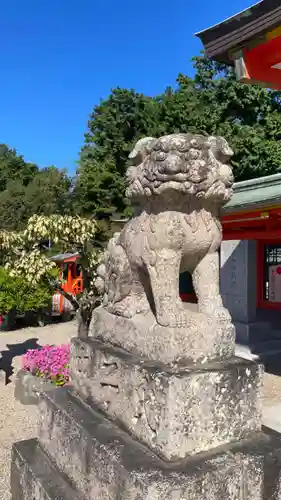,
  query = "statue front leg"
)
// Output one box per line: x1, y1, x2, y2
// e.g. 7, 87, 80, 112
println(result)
192, 252, 231, 323
145, 249, 187, 327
